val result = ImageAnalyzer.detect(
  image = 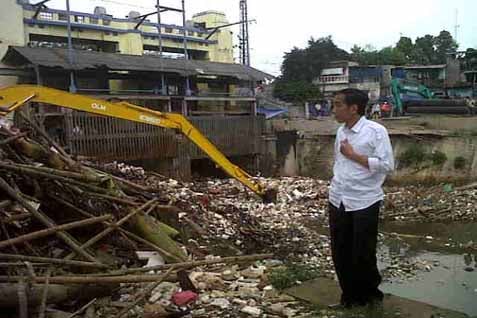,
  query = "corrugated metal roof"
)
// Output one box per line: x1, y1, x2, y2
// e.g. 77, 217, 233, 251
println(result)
3, 46, 274, 81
